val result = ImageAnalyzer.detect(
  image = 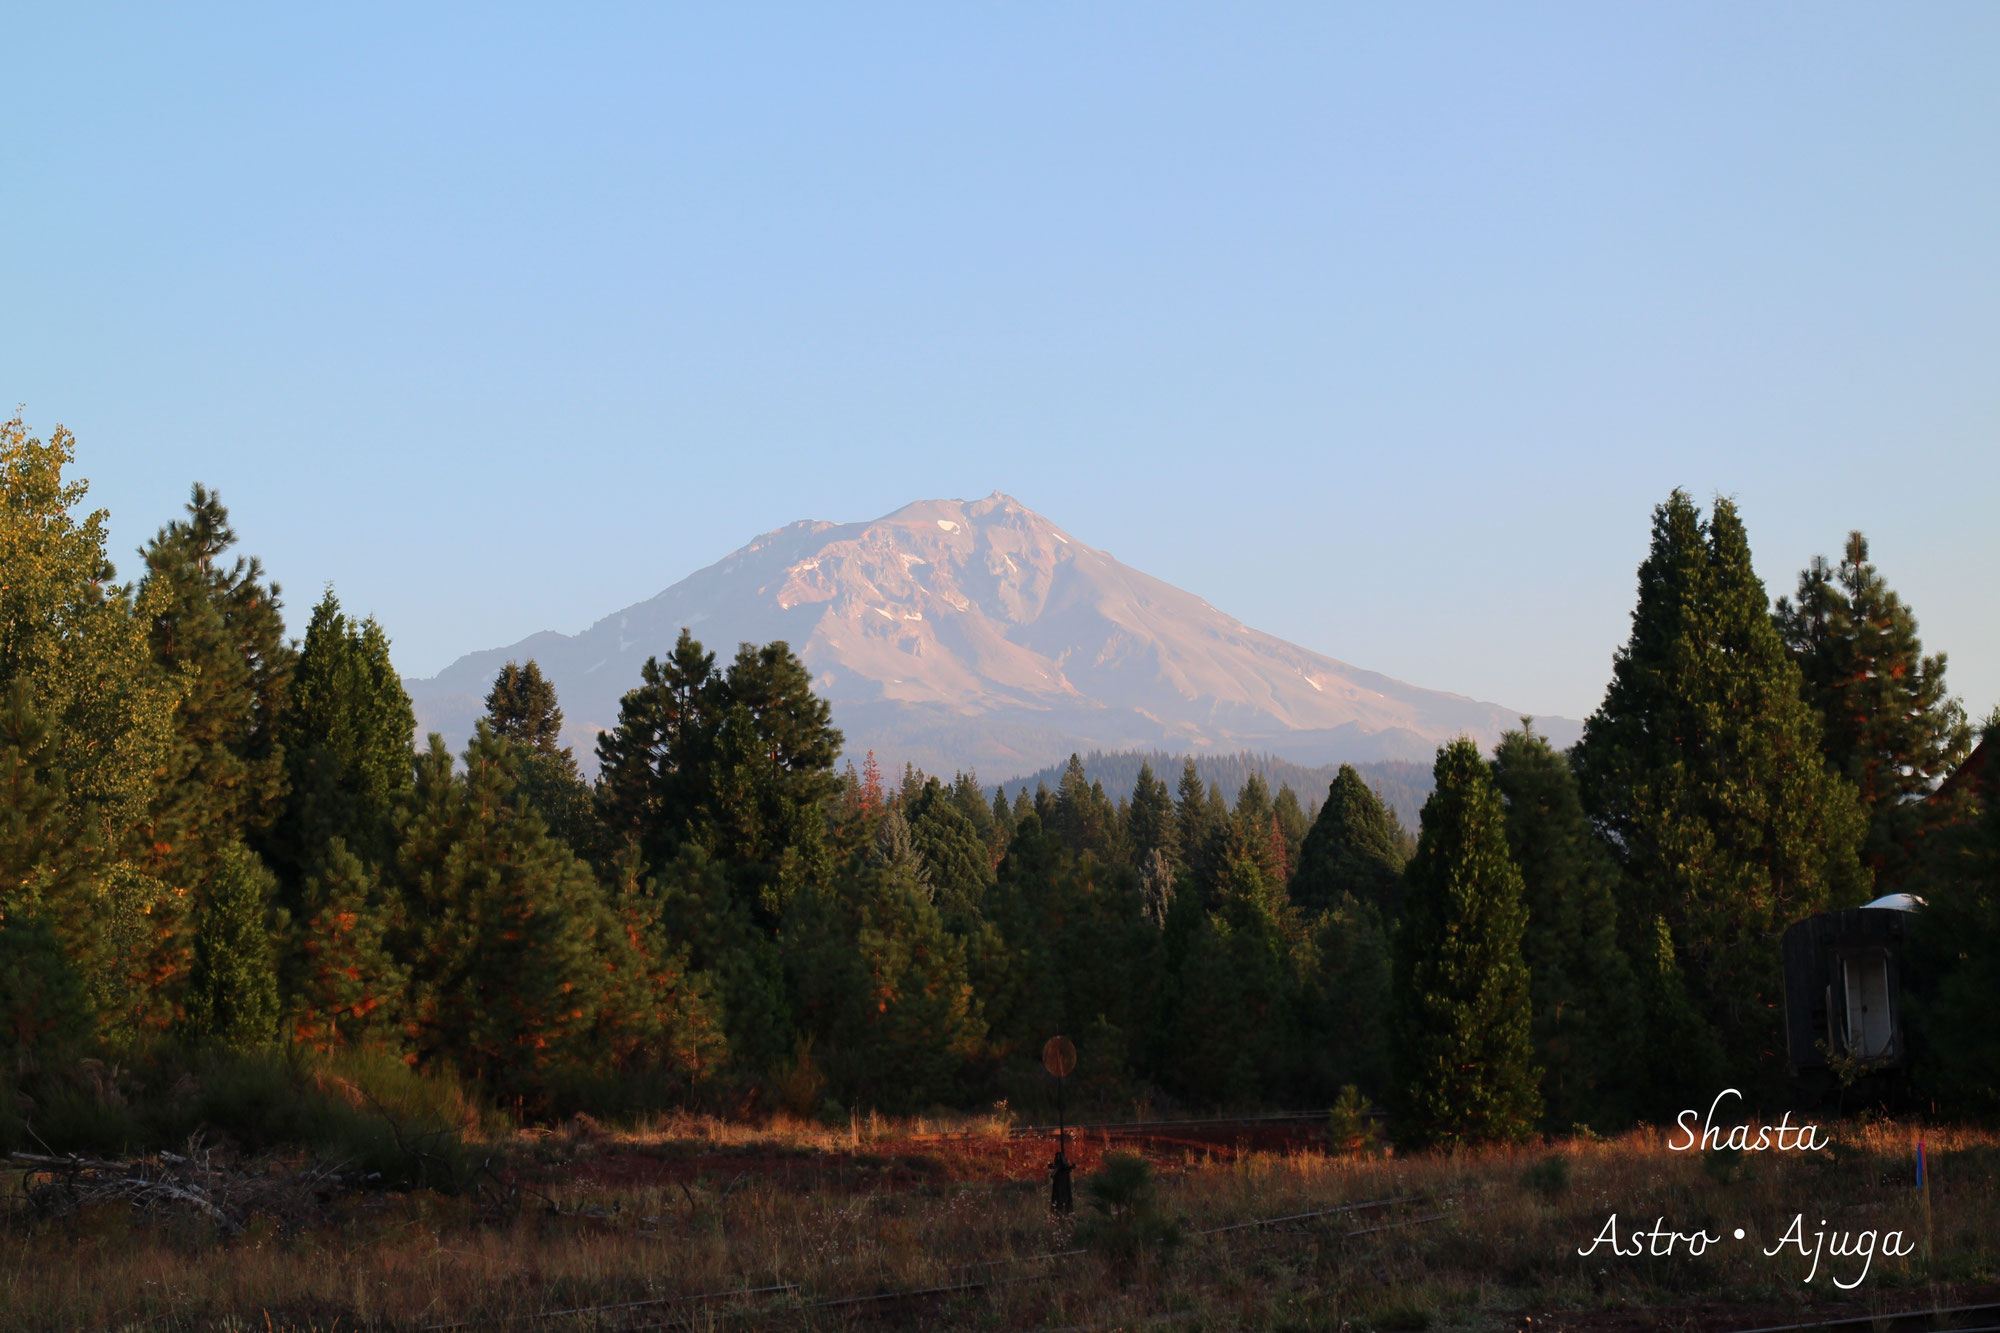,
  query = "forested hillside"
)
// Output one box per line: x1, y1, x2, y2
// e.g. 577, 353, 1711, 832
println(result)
4, 416, 1995, 1153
